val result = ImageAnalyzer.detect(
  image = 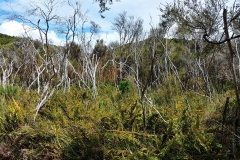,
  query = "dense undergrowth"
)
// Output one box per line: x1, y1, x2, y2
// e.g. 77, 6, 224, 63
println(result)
0, 78, 236, 159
